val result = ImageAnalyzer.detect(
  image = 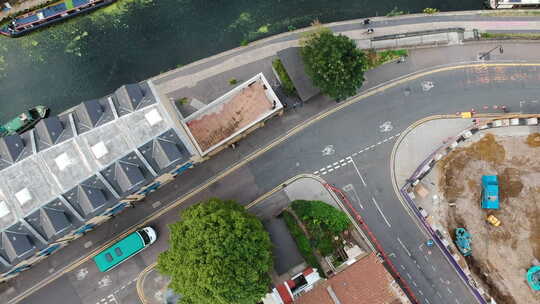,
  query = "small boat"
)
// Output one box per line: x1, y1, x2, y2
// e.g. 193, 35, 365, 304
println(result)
0, 0, 117, 38
0, 105, 49, 137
